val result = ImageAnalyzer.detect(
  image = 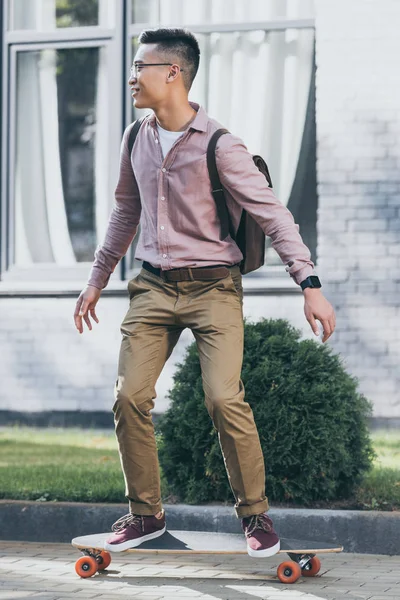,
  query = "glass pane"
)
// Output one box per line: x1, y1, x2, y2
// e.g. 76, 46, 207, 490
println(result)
132, 0, 159, 23
14, 47, 108, 265
9, 0, 116, 30
132, 0, 315, 25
